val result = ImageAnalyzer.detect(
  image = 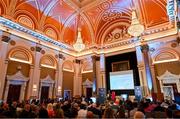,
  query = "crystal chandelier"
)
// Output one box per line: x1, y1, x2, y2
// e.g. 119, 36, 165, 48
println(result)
73, 28, 85, 52
128, 10, 144, 37
73, 13, 85, 52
